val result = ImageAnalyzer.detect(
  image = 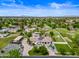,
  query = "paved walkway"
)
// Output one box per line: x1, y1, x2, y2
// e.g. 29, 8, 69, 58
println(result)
53, 42, 67, 44
22, 38, 33, 56
55, 30, 71, 48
